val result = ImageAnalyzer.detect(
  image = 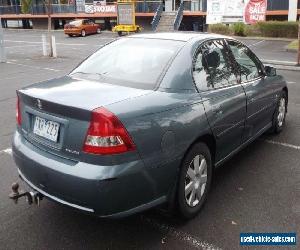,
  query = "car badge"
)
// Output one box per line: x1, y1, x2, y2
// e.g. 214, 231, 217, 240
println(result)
37, 99, 42, 110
